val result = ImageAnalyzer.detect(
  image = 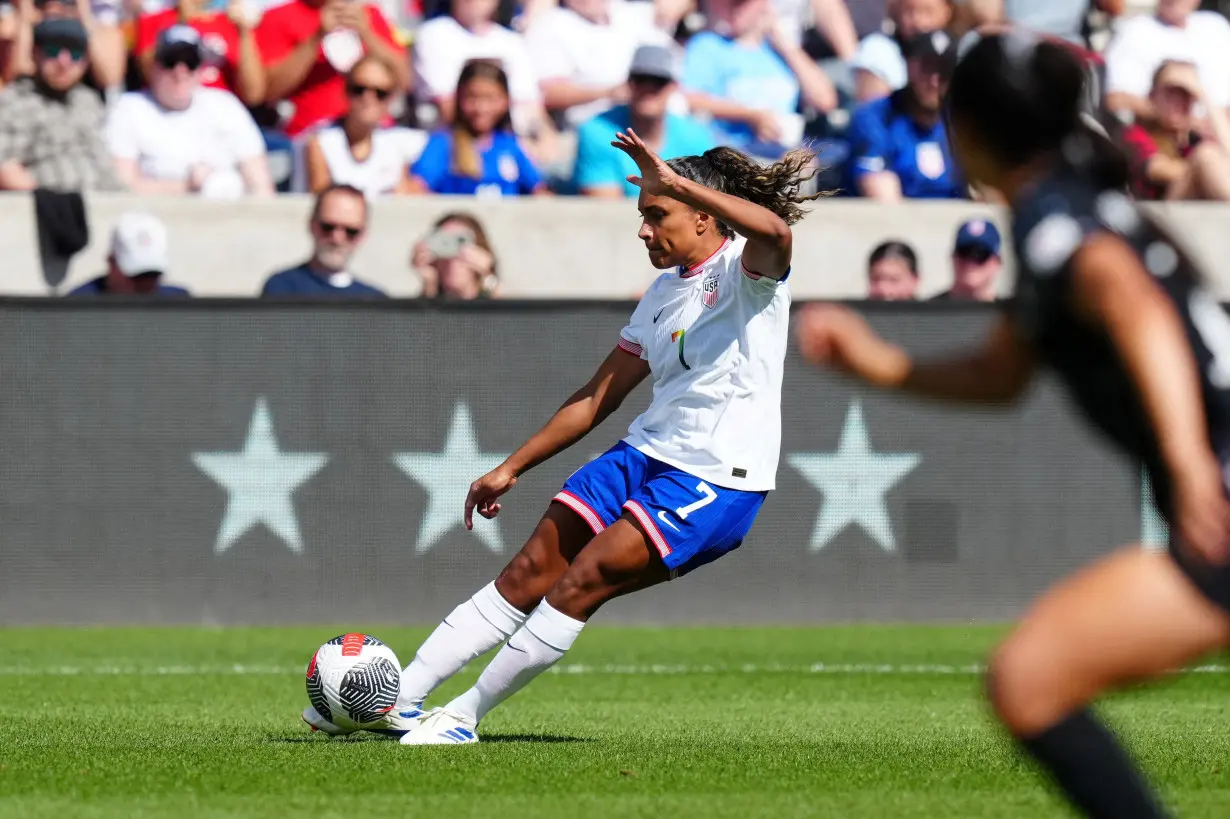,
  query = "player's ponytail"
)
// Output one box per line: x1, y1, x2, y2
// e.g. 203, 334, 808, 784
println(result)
666, 147, 828, 237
